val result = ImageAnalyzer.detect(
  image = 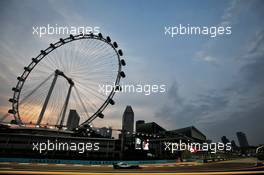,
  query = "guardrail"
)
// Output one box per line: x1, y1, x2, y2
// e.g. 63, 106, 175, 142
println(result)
0, 157, 175, 165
